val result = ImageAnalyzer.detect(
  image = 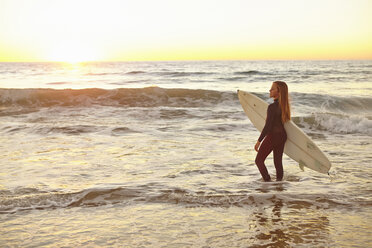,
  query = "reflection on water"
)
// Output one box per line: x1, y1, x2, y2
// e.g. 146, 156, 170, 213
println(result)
0, 199, 341, 247
249, 196, 331, 247
1, 175, 371, 247
255, 181, 286, 193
